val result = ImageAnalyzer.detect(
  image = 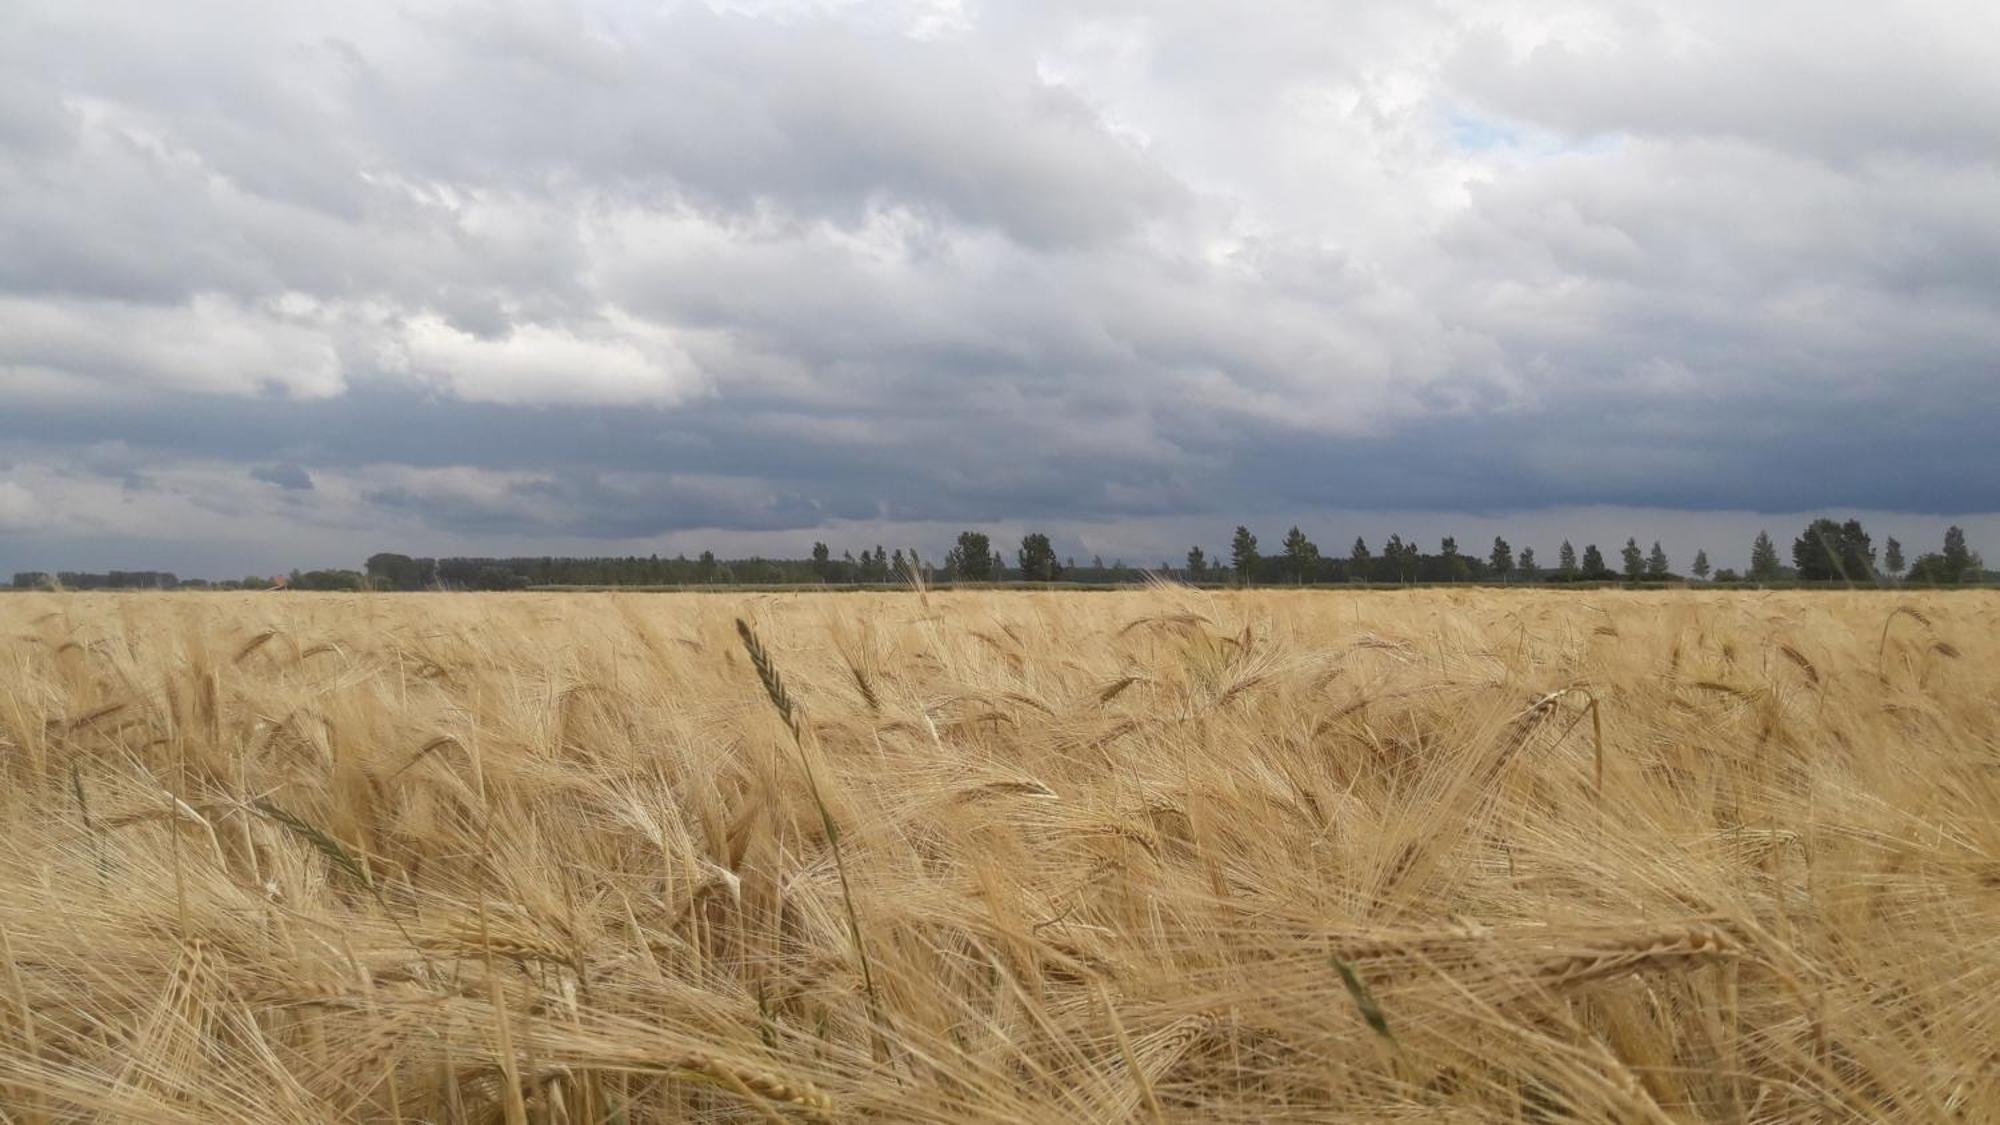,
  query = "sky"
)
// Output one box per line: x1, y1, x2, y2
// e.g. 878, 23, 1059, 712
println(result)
3, 0, 1998, 577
